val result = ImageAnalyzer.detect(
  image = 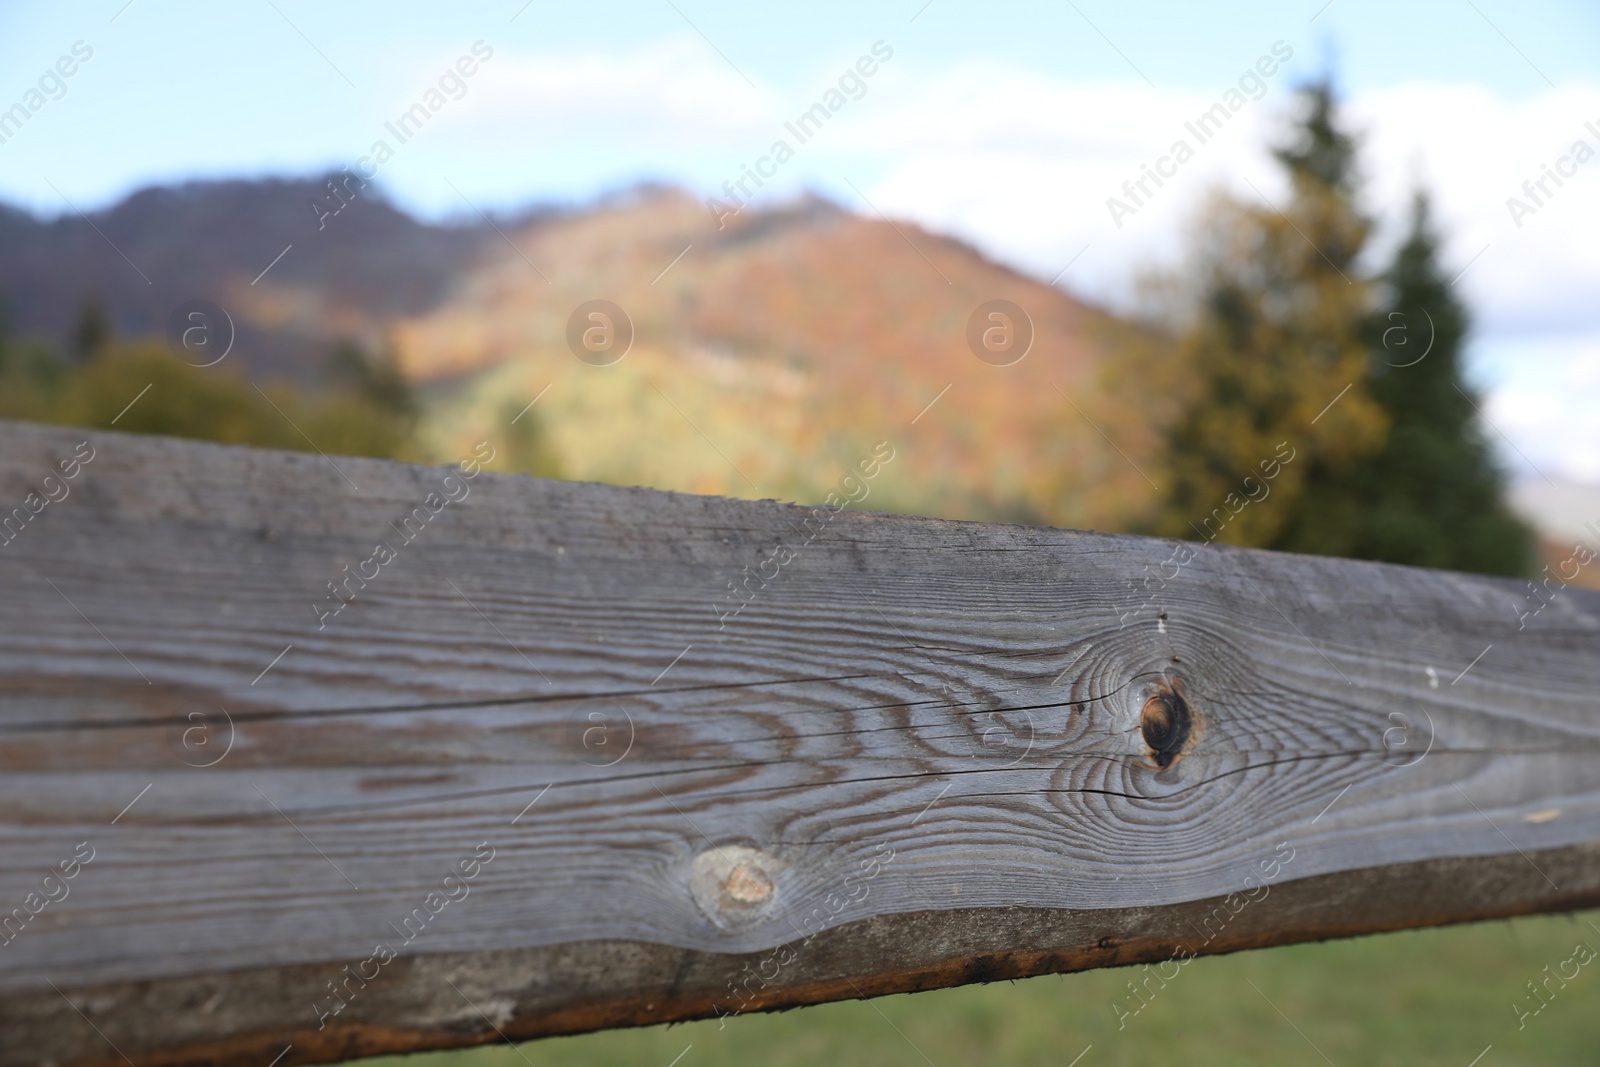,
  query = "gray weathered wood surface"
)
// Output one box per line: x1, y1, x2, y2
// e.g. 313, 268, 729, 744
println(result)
1, 419, 1598, 1066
